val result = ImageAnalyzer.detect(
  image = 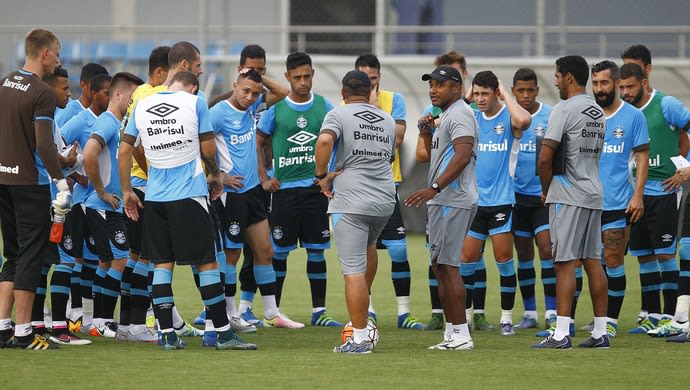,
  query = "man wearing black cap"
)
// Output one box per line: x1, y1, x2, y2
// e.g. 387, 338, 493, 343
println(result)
406, 65, 478, 350
315, 70, 397, 354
